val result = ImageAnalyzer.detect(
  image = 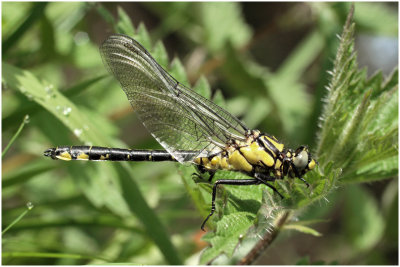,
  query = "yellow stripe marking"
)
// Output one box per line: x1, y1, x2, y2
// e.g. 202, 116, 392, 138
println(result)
240, 141, 275, 167
211, 156, 220, 167
275, 159, 282, 170
56, 151, 72, 161
77, 153, 89, 160
220, 157, 229, 170
202, 158, 210, 166
264, 136, 284, 152
100, 154, 109, 160
228, 150, 252, 172
308, 159, 316, 170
